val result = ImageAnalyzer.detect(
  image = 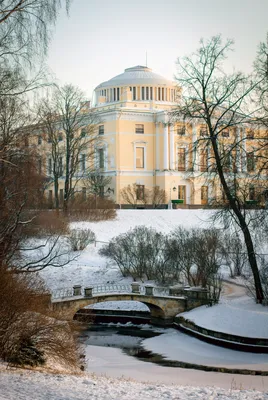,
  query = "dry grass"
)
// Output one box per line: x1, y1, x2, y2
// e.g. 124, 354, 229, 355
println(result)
68, 195, 116, 222
22, 210, 70, 237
